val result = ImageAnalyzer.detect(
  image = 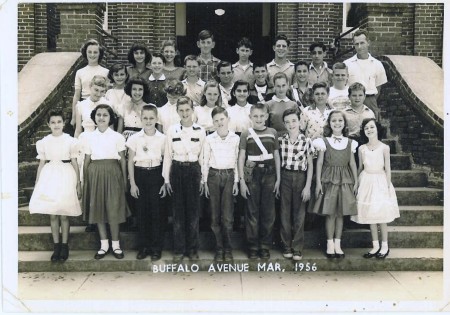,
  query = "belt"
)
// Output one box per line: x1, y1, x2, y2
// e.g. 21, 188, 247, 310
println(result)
46, 160, 71, 163
135, 165, 162, 171
173, 160, 198, 166
365, 94, 376, 97
210, 167, 234, 172
124, 127, 142, 132
206, 130, 215, 136
135, 160, 161, 168
255, 163, 273, 168
282, 167, 305, 172
247, 153, 274, 162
